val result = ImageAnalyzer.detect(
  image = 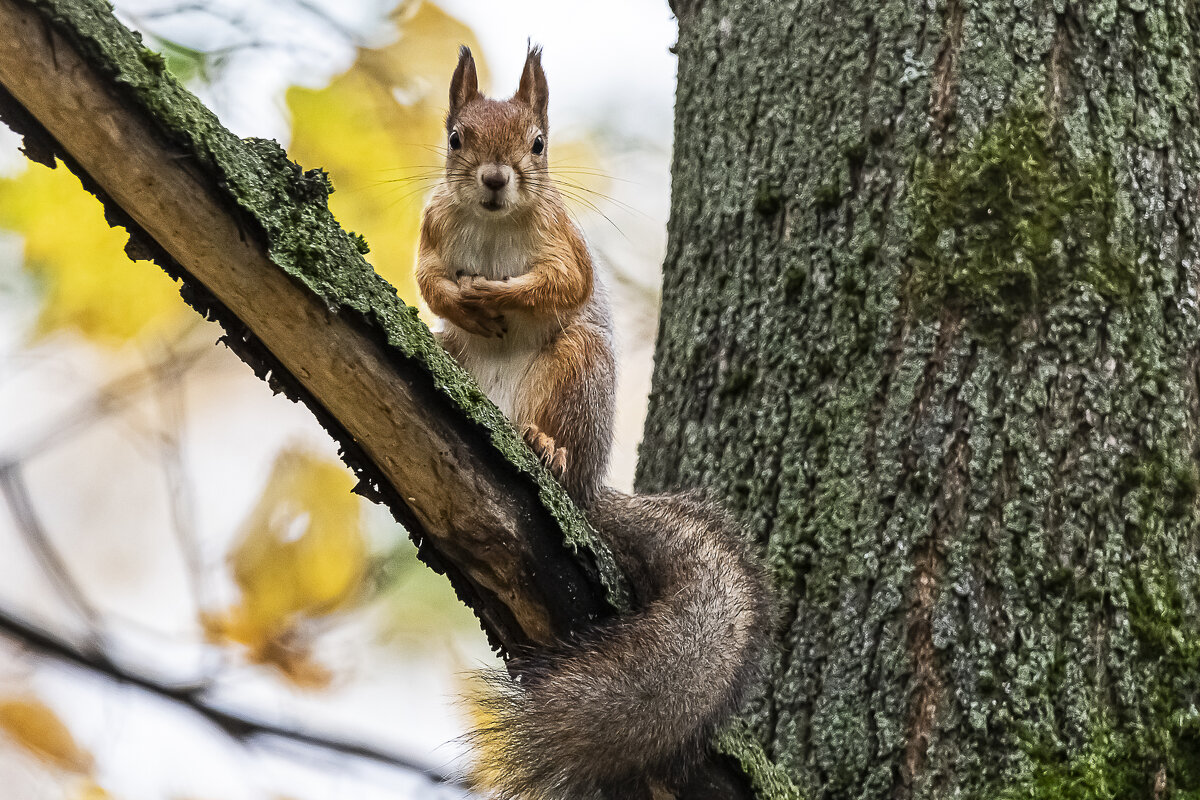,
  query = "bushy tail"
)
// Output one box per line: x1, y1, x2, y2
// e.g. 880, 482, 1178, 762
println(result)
469, 488, 772, 799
